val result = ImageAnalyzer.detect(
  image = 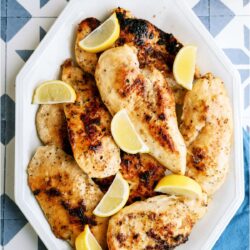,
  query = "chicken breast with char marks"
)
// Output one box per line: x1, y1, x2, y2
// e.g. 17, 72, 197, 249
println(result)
95, 45, 186, 175
75, 18, 100, 75
27, 145, 108, 248
62, 59, 120, 178
180, 73, 233, 196
107, 195, 208, 250
75, 8, 188, 104
36, 104, 71, 154
94, 152, 166, 205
